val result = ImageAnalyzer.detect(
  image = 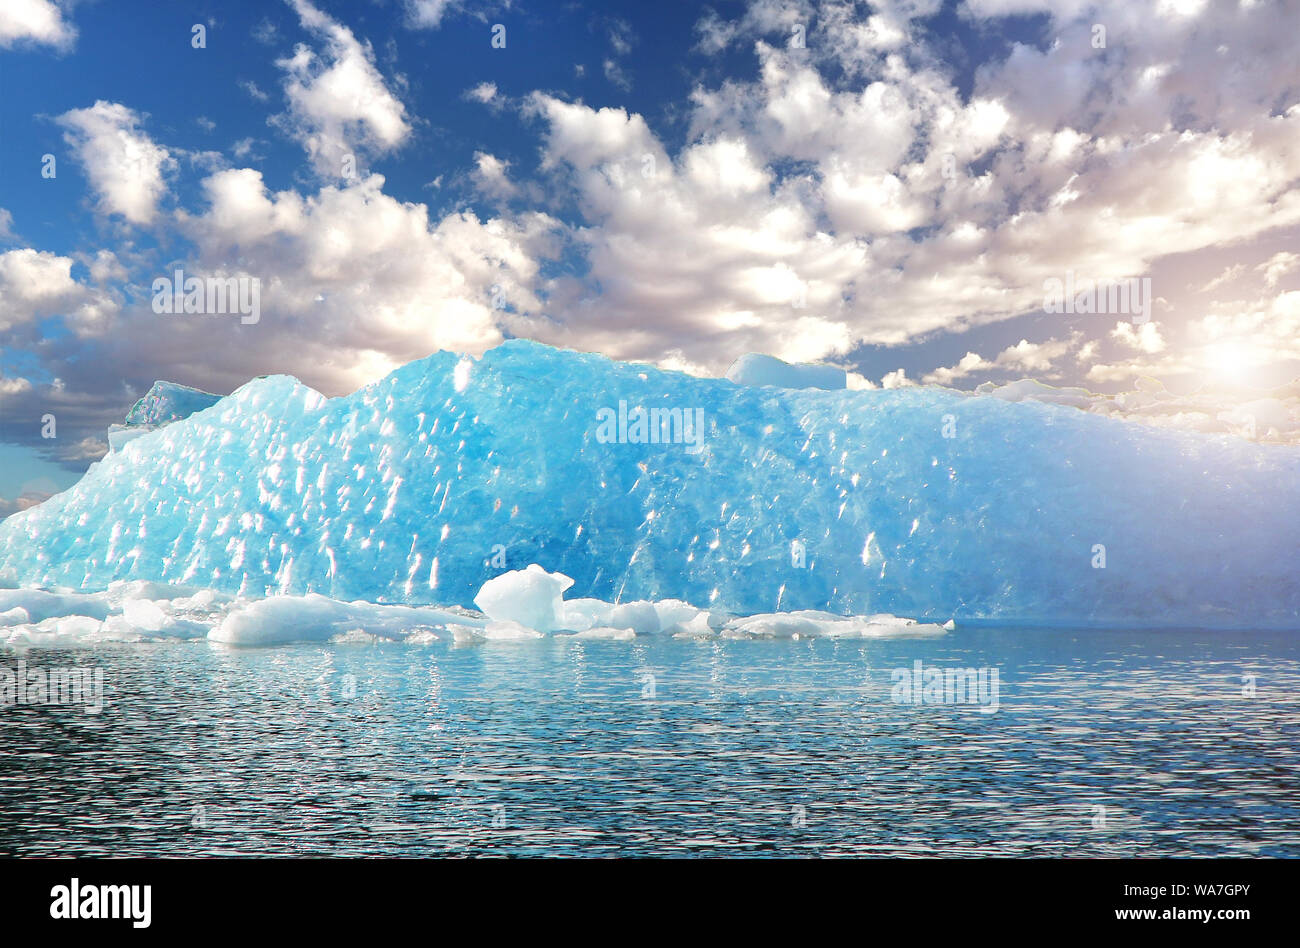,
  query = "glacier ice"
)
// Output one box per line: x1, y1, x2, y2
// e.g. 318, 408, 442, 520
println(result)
1, 339, 1298, 629
726, 352, 846, 390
